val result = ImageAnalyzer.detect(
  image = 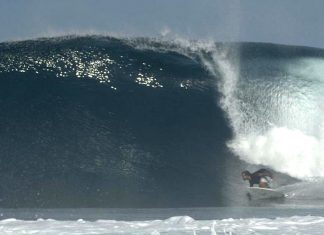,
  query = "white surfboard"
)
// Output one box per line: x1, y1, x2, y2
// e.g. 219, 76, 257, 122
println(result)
247, 187, 285, 200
